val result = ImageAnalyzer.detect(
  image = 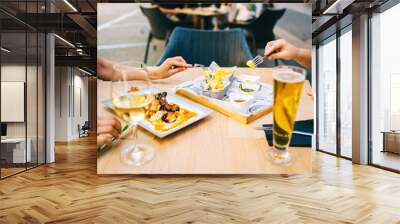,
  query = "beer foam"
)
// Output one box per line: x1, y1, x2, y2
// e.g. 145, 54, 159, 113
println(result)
273, 71, 305, 83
